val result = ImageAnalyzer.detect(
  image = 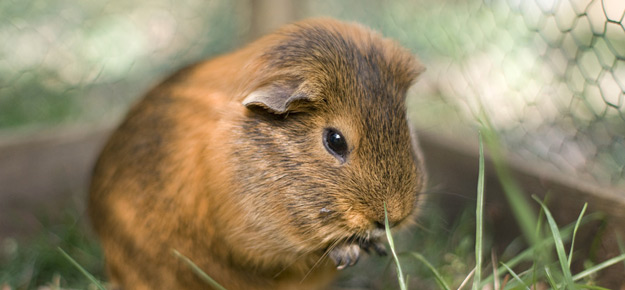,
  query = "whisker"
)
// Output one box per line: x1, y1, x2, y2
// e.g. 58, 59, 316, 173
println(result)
272, 246, 315, 279
271, 232, 336, 279
300, 238, 342, 284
